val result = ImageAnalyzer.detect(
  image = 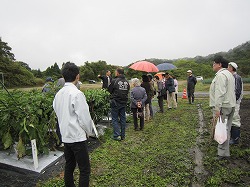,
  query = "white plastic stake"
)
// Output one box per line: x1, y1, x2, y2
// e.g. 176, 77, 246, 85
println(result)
92, 120, 99, 138
31, 139, 39, 170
